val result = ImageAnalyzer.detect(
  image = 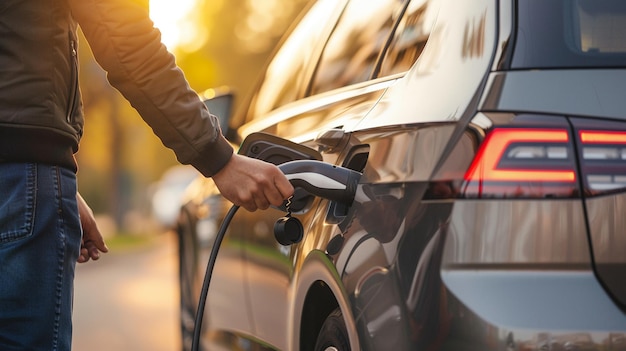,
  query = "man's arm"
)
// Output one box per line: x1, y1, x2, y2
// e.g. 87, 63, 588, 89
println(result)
68, 0, 293, 210
69, 0, 233, 176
